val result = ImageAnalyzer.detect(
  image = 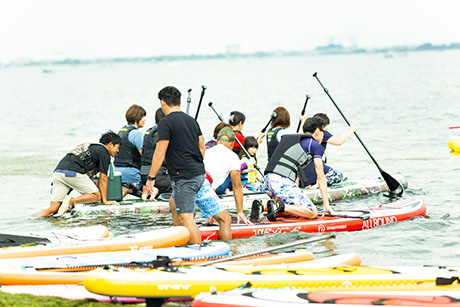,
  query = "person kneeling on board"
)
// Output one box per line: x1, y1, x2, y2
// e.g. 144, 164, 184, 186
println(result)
256, 117, 333, 222
35, 131, 122, 218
